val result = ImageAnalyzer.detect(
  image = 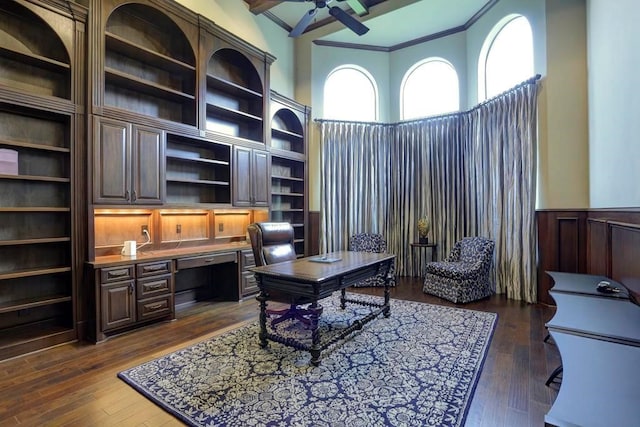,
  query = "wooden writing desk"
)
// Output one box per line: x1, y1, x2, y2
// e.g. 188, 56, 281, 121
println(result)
251, 251, 395, 365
